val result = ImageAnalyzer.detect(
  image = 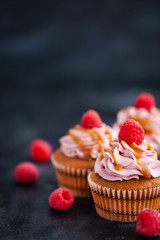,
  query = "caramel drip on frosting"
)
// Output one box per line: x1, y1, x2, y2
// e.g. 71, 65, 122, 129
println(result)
119, 107, 159, 134
132, 116, 155, 134
136, 159, 151, 178
114, 164, 123, 171
68, 125, 111, 159
104, 141, 155, 175
130, 142, 143, 160
104, 128, 112, 140
104, 148, 123, 171
129, 142, 152, 178
147, 143, 156, 153
68, 132, 87, 150
68, 130, 90, 160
